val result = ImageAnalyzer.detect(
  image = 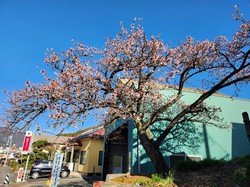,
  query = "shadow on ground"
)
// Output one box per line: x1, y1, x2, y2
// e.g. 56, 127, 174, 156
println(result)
82, 176, 102, 184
